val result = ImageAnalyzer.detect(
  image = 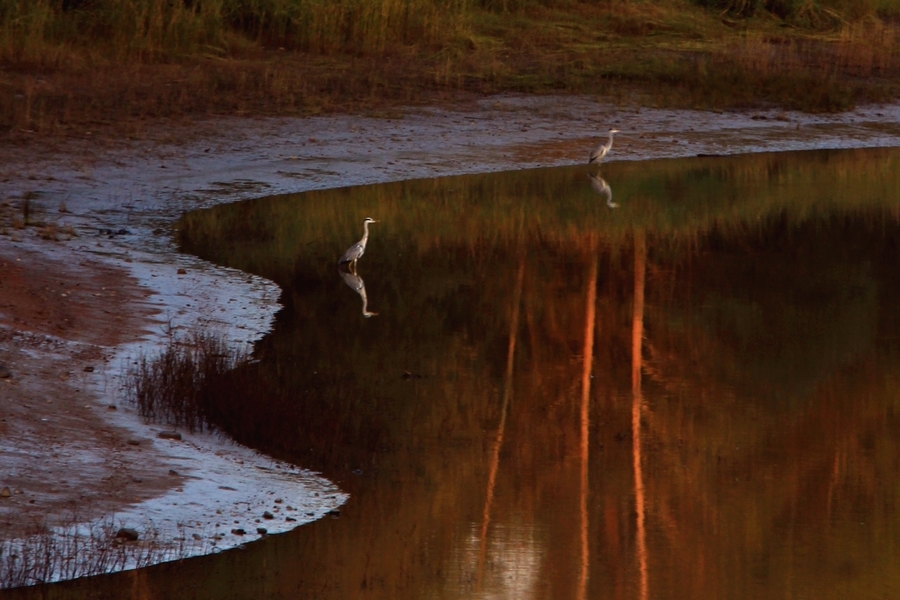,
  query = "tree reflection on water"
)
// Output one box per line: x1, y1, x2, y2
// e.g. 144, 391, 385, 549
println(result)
15, 148, 900, 600
171, 147, 900, 600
